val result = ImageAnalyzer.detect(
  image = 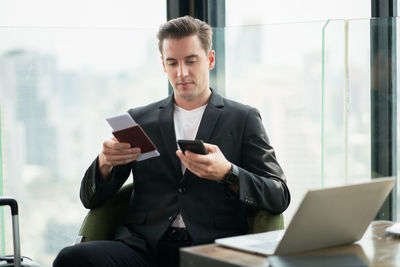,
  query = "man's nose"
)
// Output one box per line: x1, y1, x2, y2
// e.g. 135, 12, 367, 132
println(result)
177, 63, 189, 77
